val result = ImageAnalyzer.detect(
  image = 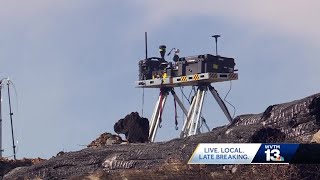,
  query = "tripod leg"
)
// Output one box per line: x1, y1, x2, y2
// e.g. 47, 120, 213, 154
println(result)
193, 89, 206, 135
149, 93, 168, 142
180, 92, 197, 138
208, 85, 233, 123
149, 95, 161, 140
188, 87, 206, 136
